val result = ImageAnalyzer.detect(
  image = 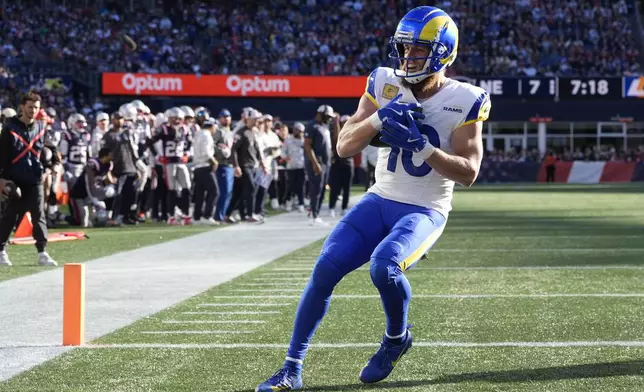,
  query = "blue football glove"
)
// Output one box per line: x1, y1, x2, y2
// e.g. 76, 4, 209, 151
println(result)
369, 93, 424, 130
380, 111, 427, 153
